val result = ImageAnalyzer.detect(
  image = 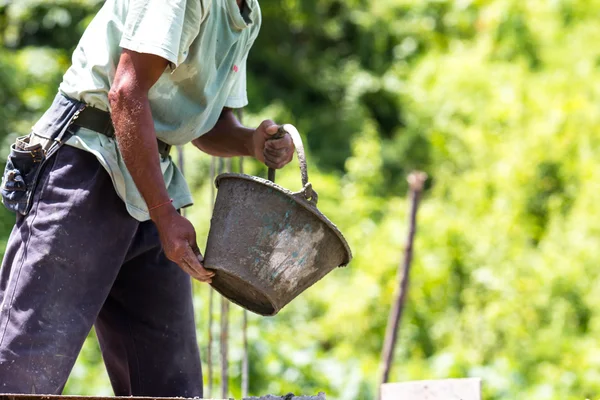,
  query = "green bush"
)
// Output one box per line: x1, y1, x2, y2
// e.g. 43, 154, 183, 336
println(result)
3, 0, 600, 399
